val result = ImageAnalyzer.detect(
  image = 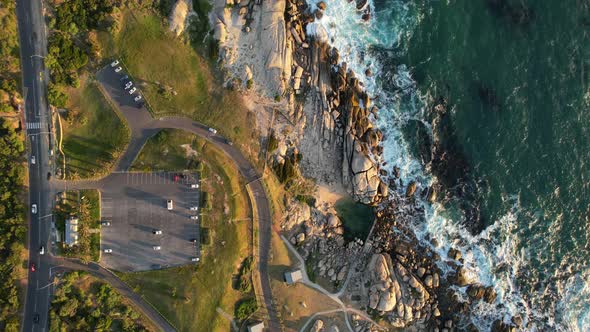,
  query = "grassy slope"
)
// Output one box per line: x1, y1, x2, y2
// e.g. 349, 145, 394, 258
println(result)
99, 11, 262, 168
62, 80, 129, 179
119, 129, 251, 332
